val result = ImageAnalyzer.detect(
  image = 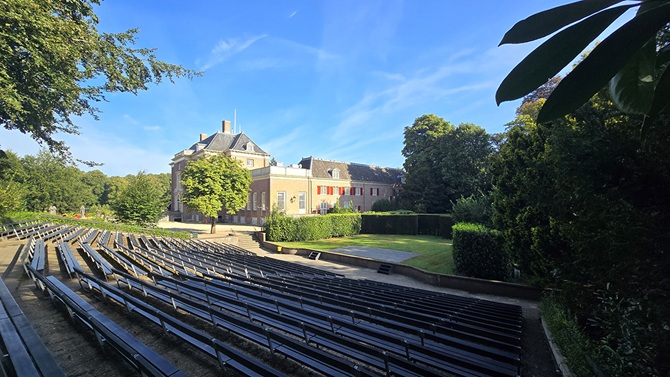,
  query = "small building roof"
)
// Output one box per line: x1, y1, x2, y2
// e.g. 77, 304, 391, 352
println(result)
299, 157, 403, 184
189, 132, 268, 155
